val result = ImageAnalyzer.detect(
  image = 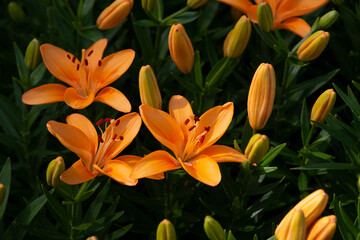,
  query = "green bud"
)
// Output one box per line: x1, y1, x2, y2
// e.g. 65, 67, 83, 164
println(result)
156, 219, 176, 240
257, 2, 273, 32
187, 0, 209, 9
139, 65, 162, 109
331, 0, 344, 6
244, 134, 269, 164
24, 38, 41, 71
0, 183, 6, 206
142, 0, 157, 12
46, 156, 65, 188
319, 10, 339, 29
204, 216, 224, 240
8, 2, 26, 24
